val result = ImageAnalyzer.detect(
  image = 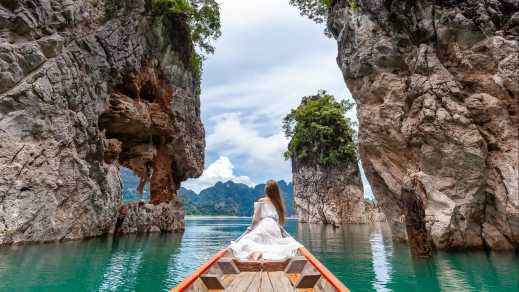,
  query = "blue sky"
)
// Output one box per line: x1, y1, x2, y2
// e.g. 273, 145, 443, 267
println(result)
181, 0, 372, 198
